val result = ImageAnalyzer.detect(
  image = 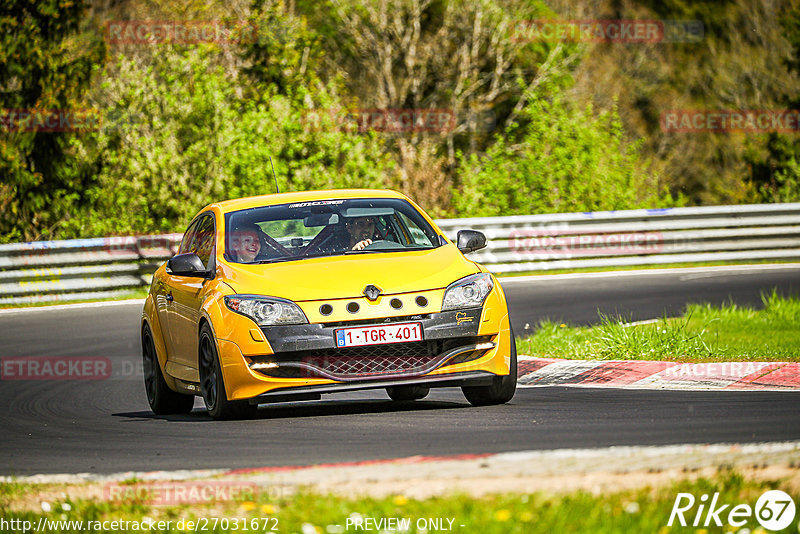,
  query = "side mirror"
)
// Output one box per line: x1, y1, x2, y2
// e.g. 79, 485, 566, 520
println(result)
167, 253, 208, 277
456, 229, 487, 253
